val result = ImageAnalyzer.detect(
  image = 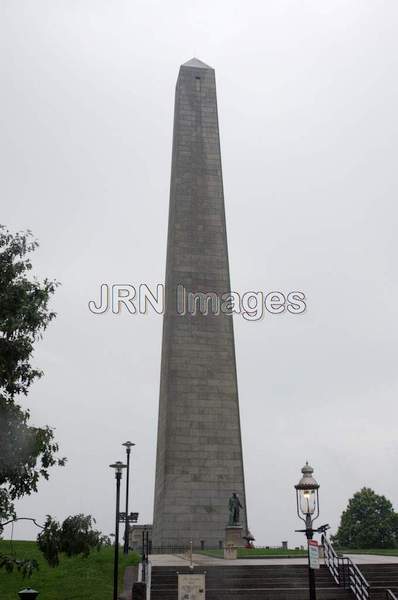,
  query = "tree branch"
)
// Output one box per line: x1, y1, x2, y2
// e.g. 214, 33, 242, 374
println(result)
1, 517, 45, 529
